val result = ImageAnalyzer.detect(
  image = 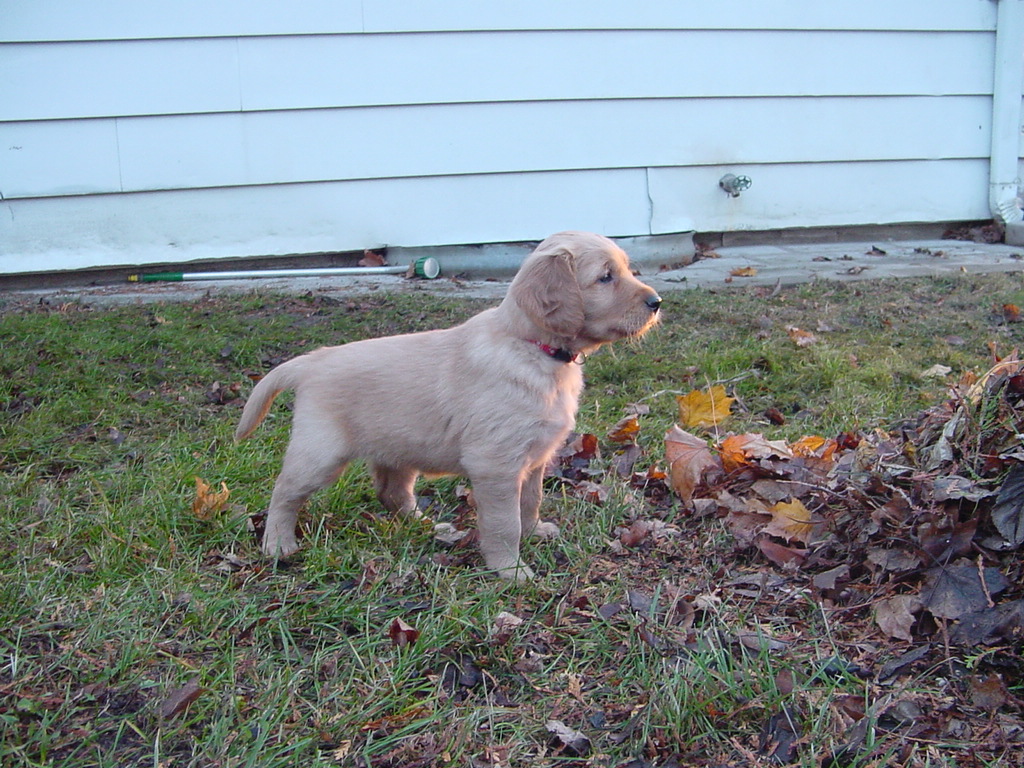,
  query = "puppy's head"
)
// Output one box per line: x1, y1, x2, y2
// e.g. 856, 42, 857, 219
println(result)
510, 231, 661, 351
